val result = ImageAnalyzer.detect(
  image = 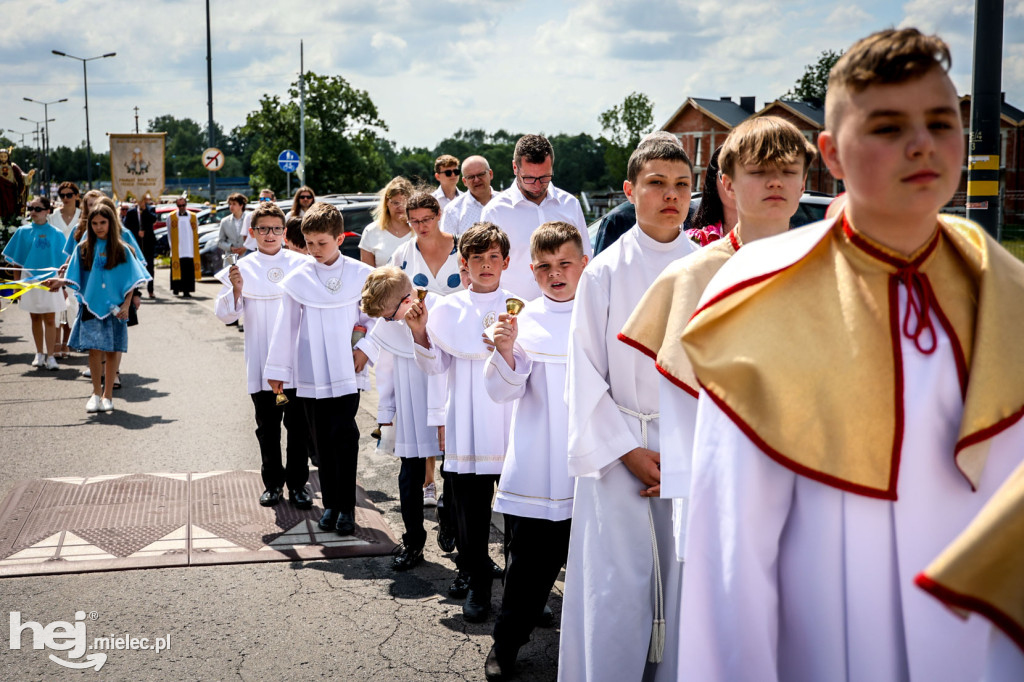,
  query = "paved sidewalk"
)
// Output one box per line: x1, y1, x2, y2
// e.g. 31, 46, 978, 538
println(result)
0, 273, 563, 680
